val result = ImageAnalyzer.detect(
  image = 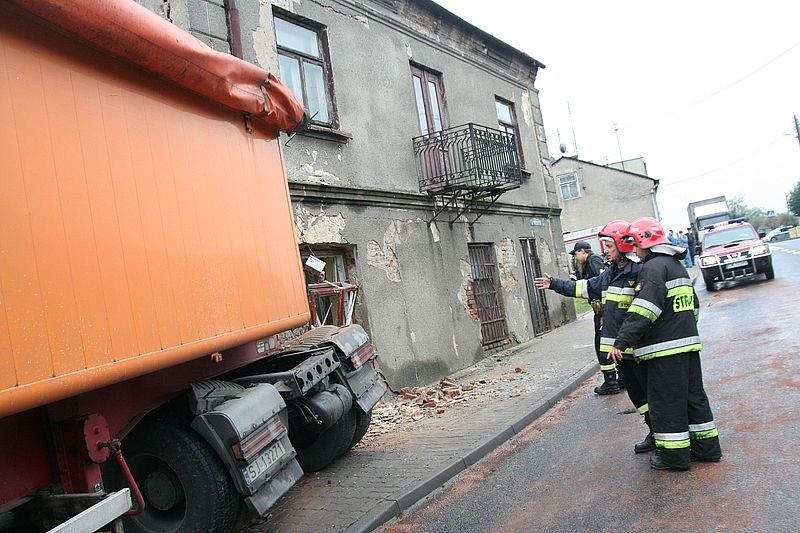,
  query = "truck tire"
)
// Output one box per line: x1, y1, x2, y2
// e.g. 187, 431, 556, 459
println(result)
113, 421, 238, 533
764, 266, 775, 280
703, 275, 717, 292
294, 408, 356, 473
349, 408, 373, 449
